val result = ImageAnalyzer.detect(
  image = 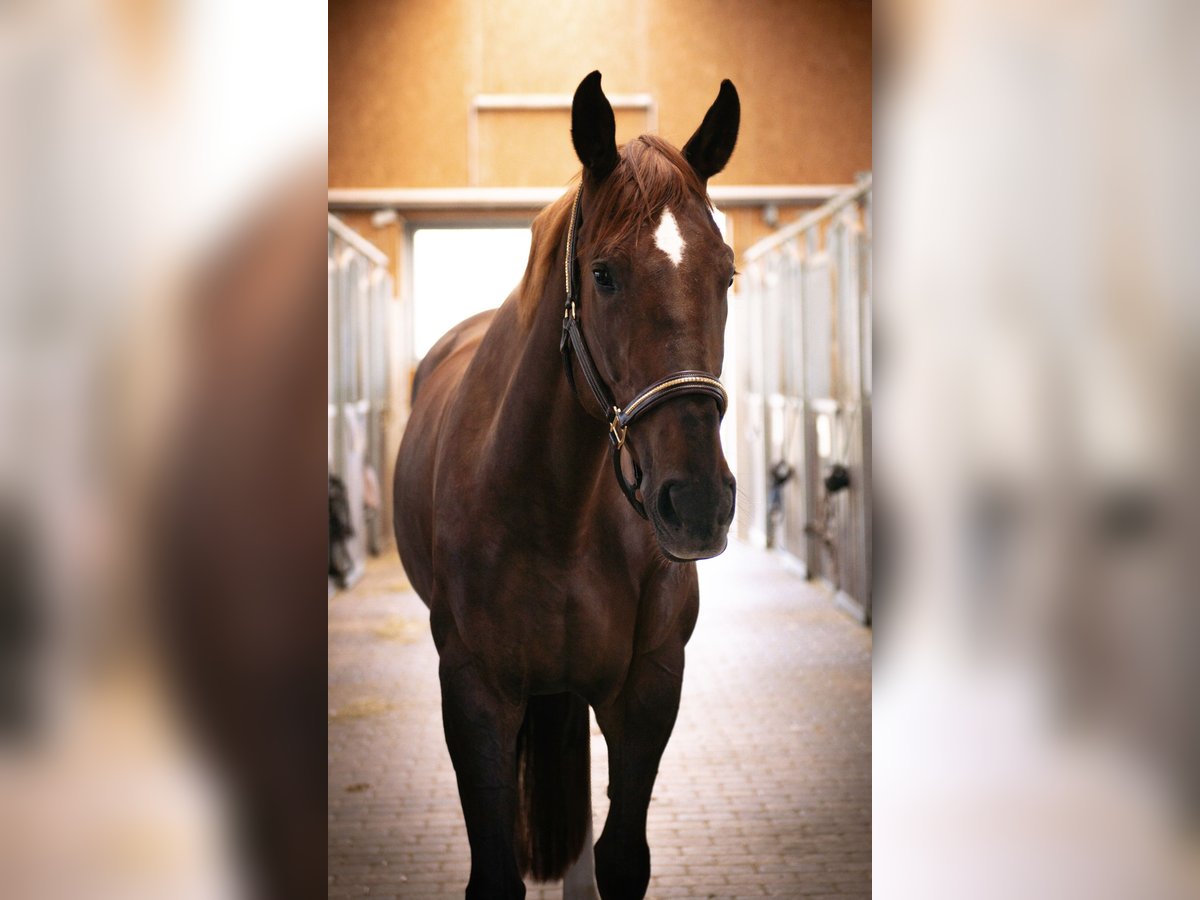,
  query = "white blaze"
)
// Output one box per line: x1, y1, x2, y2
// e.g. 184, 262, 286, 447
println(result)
654, 207, 685, 266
